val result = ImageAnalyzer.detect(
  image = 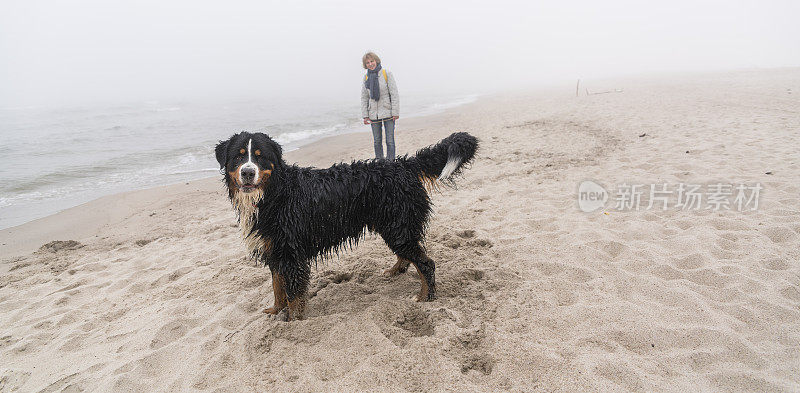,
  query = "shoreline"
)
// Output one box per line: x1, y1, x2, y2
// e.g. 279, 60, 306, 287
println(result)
0, 93, 480, 232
